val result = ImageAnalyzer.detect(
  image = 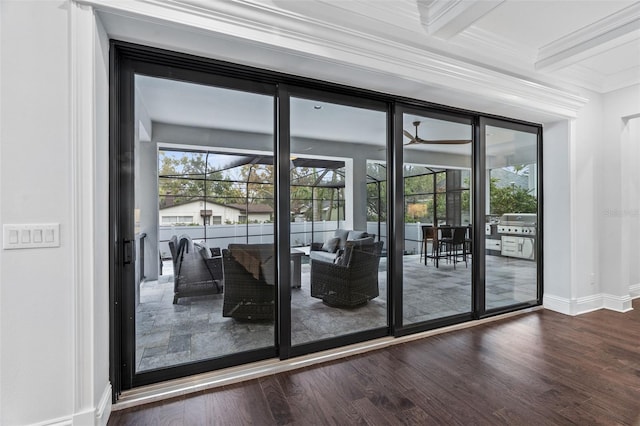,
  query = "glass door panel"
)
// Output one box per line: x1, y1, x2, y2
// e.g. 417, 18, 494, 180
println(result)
401, 111, 473, 325
289, 96, 388, 346
483, 121, 539, 310
134, 75, 276, 373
